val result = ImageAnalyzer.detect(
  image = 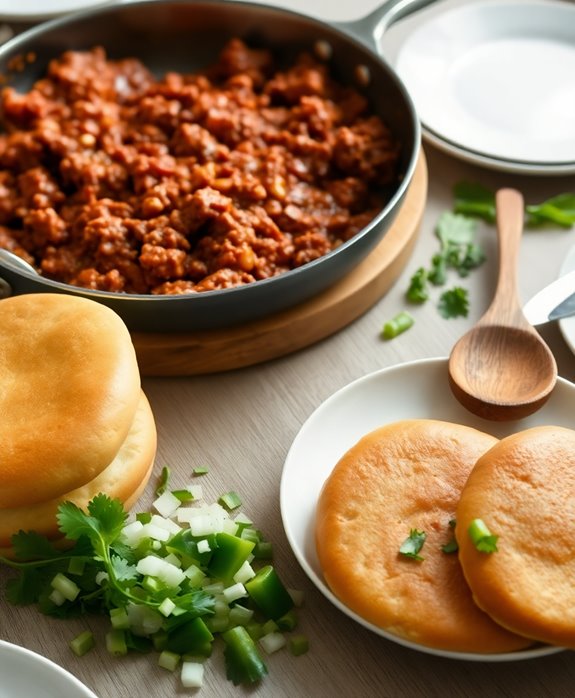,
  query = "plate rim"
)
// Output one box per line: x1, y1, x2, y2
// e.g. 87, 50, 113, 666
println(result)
558, 245, 575, 352
395, 0, 575, 172
0, 639, 98, 697
280, 356, 568, 661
